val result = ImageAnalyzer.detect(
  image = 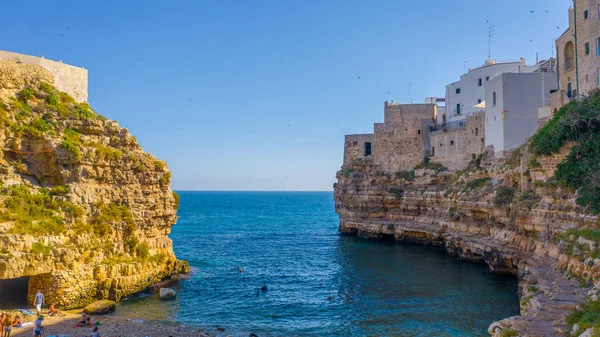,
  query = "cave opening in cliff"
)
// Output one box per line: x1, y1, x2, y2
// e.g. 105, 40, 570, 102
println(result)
0, 276, 30, 308
380, 233, 396, 242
